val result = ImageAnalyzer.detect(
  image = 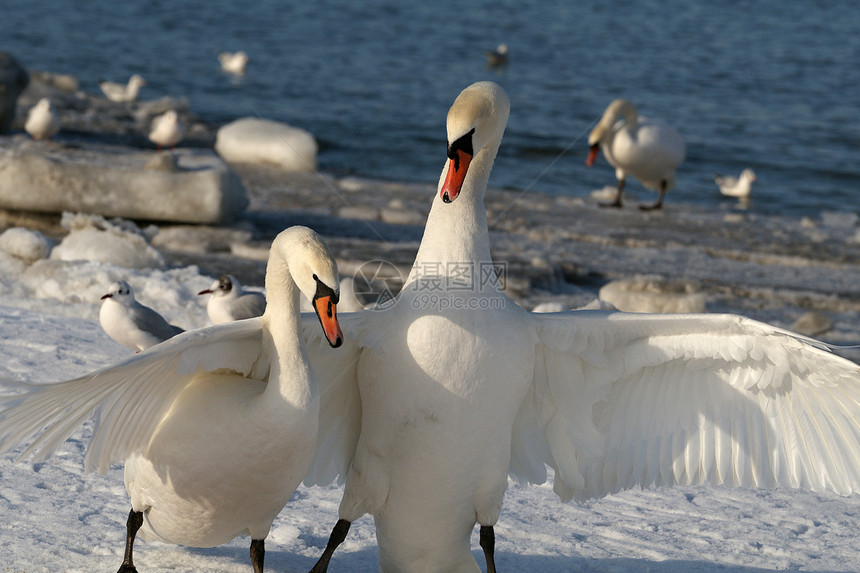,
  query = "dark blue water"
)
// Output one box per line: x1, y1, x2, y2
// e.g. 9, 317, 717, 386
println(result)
4, 0, 859, 218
